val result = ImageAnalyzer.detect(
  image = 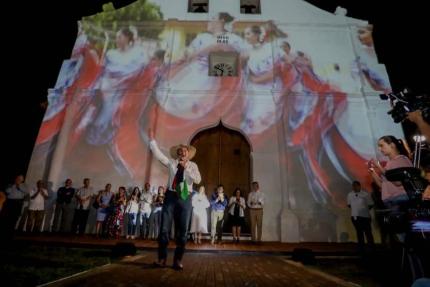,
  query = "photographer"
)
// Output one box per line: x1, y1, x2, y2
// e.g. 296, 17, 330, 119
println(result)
407, 110, 430, 143
382, 89, 430, 143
